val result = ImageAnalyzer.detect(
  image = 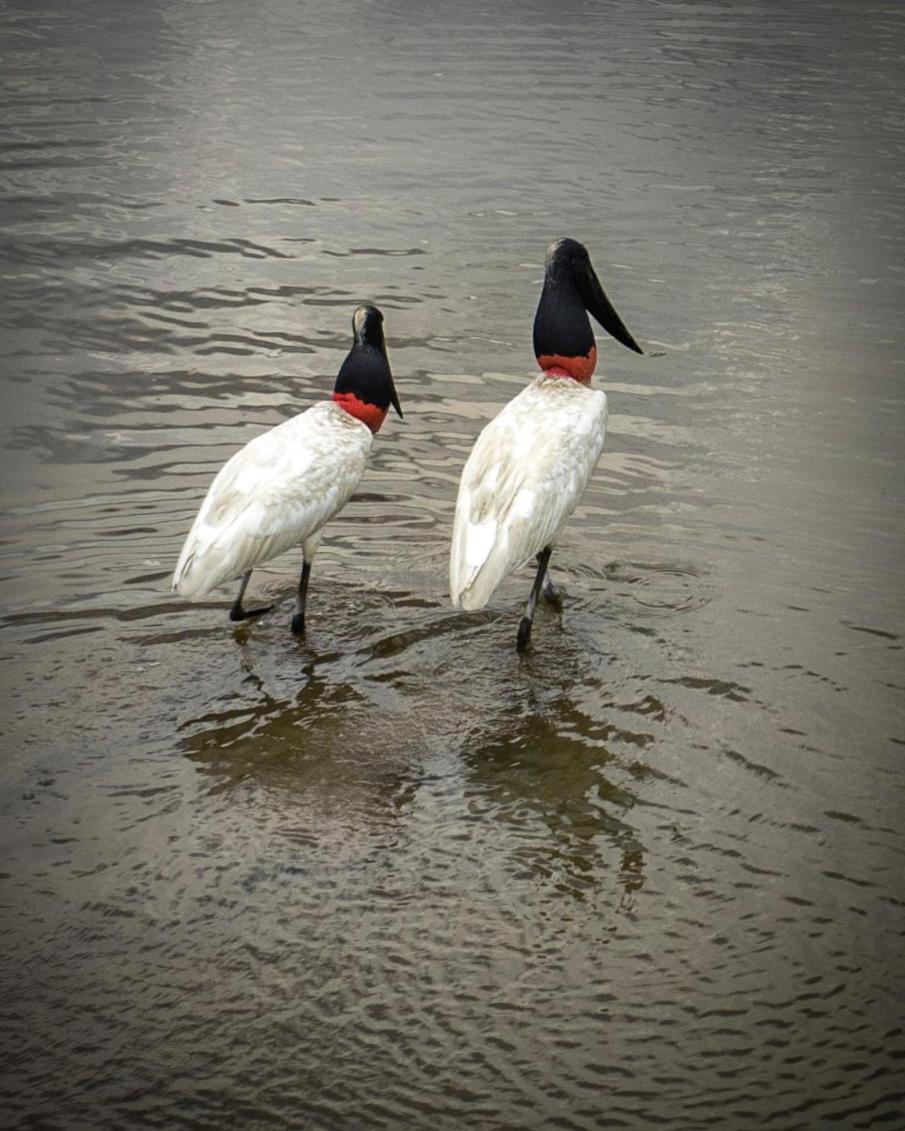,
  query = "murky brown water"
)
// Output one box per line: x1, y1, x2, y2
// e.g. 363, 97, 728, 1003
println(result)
2, 1, 904, 1127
